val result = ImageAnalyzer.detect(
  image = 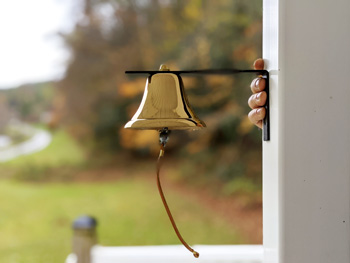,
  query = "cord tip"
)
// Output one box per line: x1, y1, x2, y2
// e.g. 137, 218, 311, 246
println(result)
193, 251, 200, 258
